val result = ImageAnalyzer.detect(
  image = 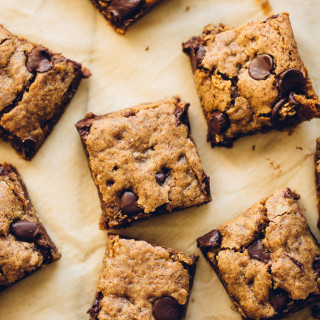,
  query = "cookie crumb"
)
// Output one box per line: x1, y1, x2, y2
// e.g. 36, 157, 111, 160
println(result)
296, 146, 303, 150
145, 46, 149, 51
186, 6, 190, 11
252, 145, 256, 151
256, 0, 273, 16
